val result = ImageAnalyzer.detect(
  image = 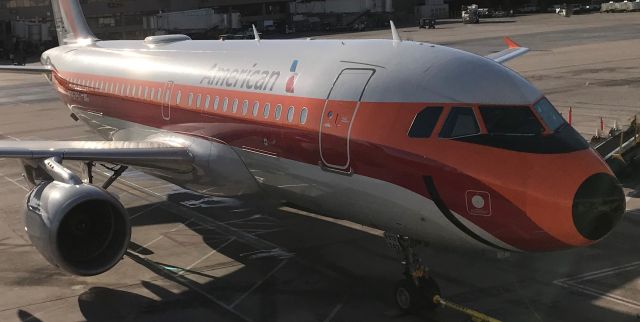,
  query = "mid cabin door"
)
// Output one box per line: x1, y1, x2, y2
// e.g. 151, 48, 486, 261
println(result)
162, 81, 174, 121
320, 68, 375, 171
